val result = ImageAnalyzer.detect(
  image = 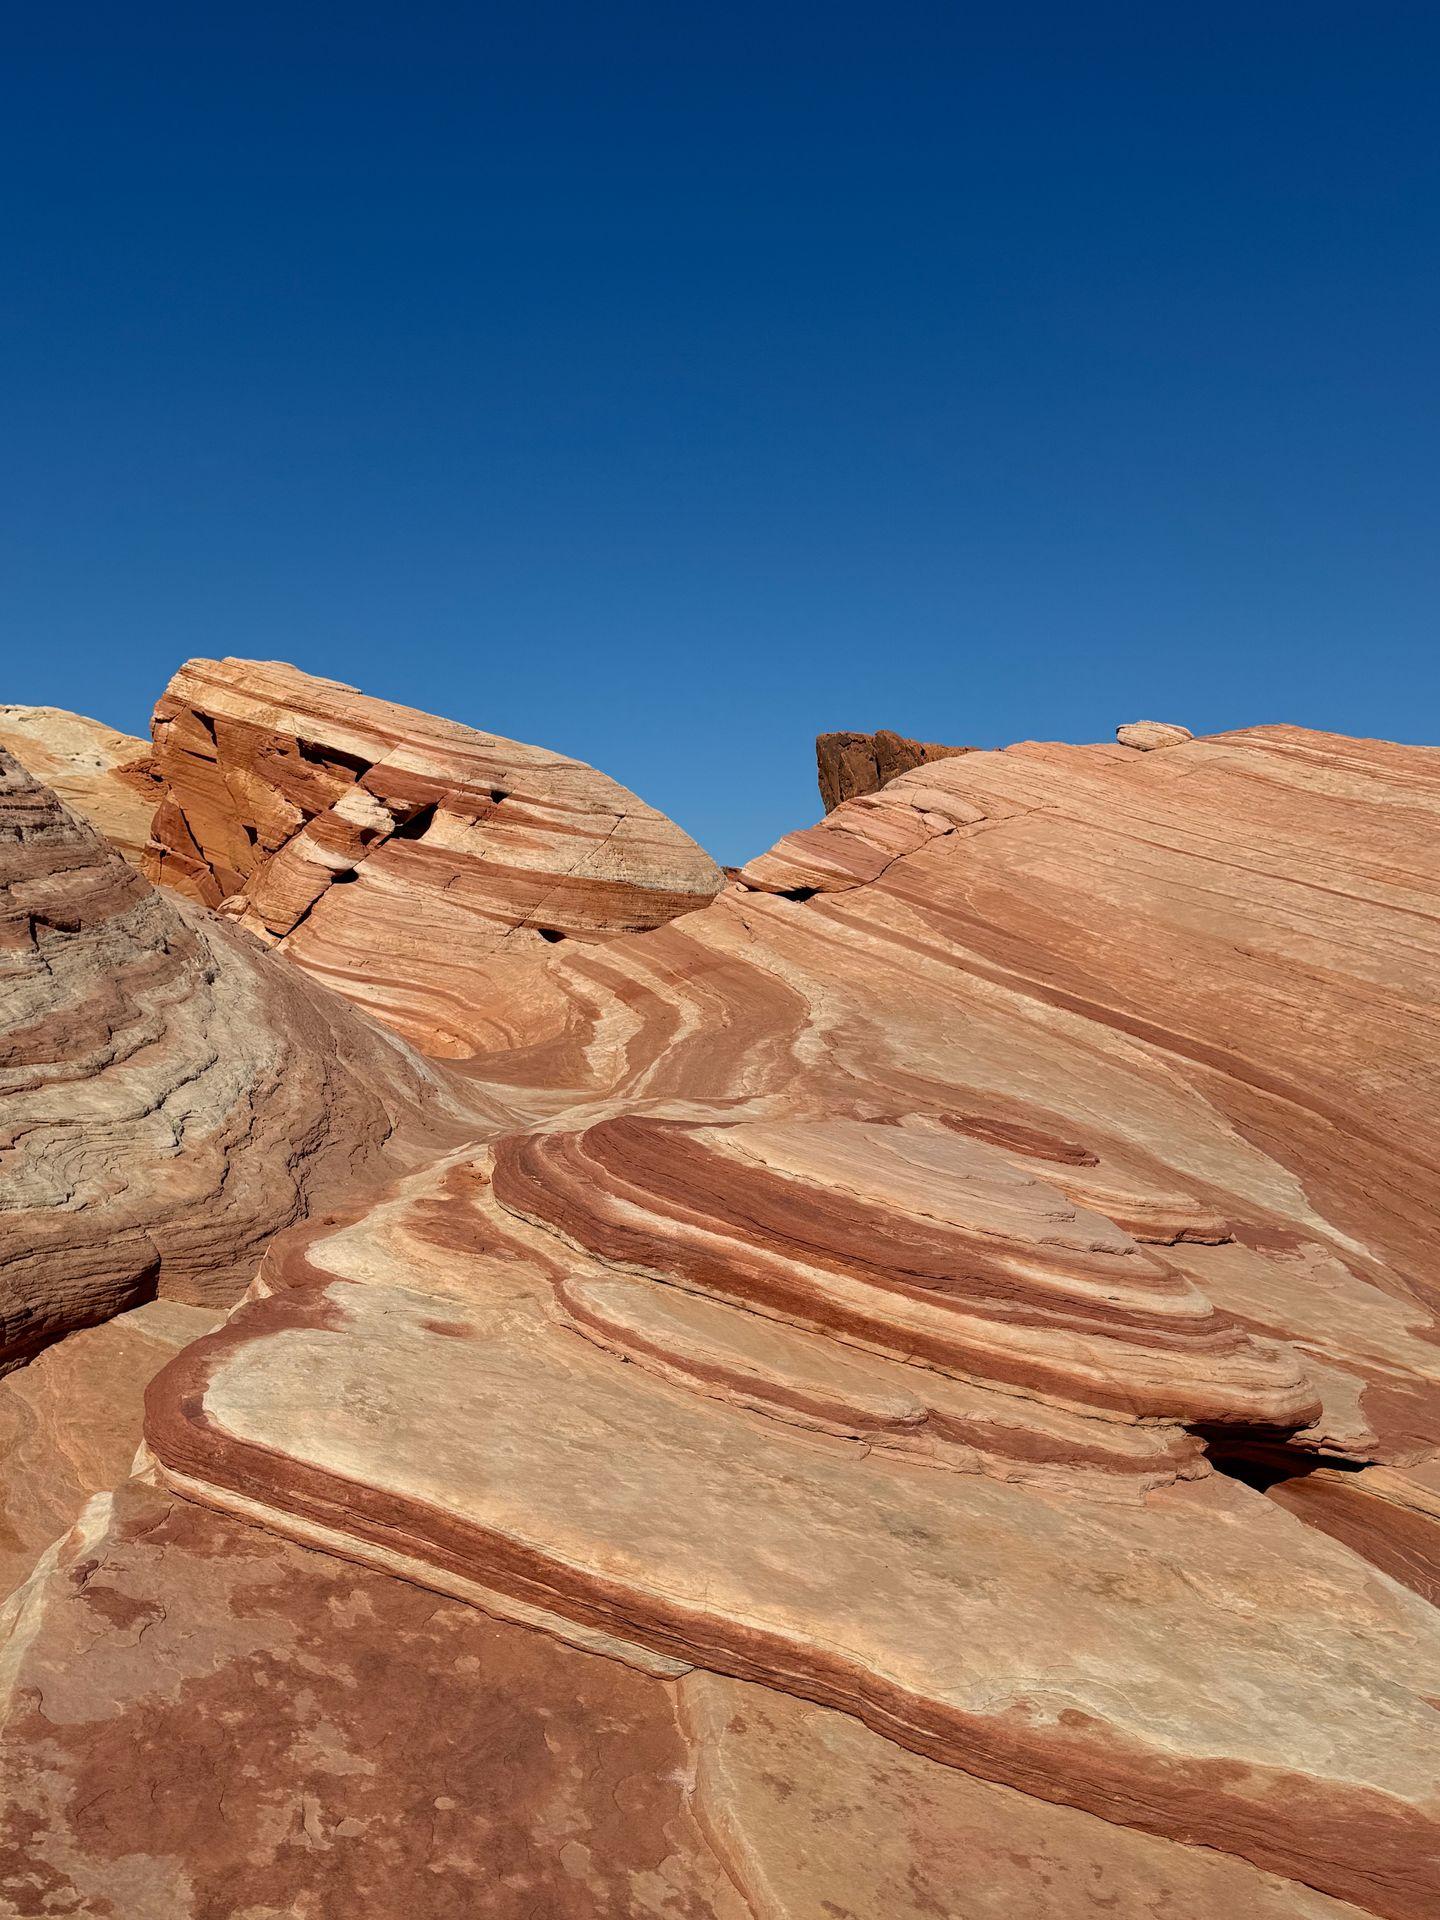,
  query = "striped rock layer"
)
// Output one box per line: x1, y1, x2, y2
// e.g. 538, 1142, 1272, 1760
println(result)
0, 747, 471, 1375
5, 719, 1440, 1919
142, 657, 724, 1055
0, 705, 161, 862
0, 1477, 1374, 1920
